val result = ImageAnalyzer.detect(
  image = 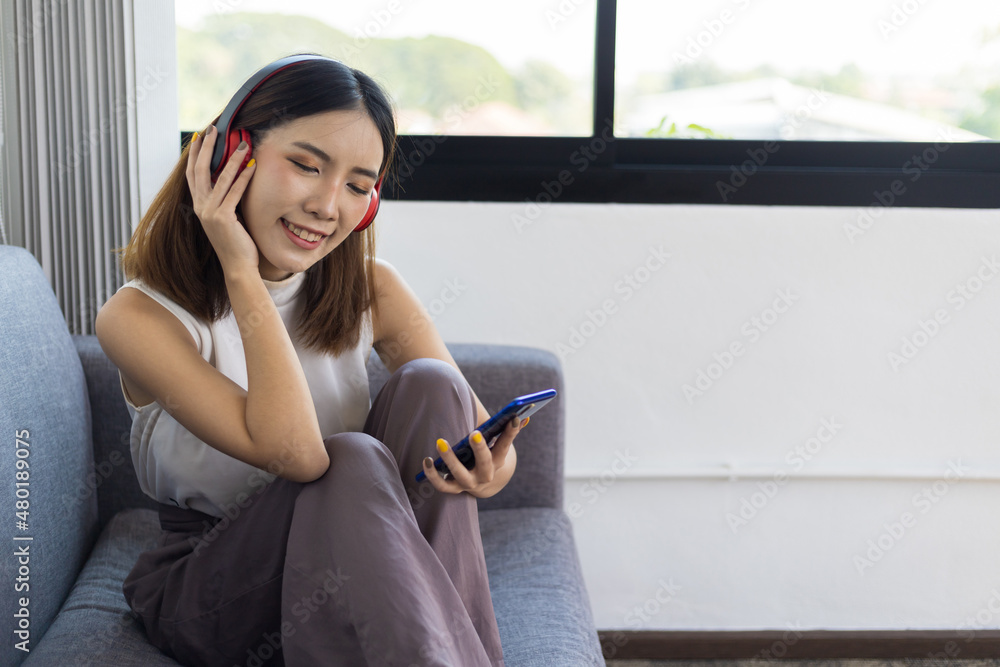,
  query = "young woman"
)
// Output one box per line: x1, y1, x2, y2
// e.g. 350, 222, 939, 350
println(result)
95, 54, 520, 666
